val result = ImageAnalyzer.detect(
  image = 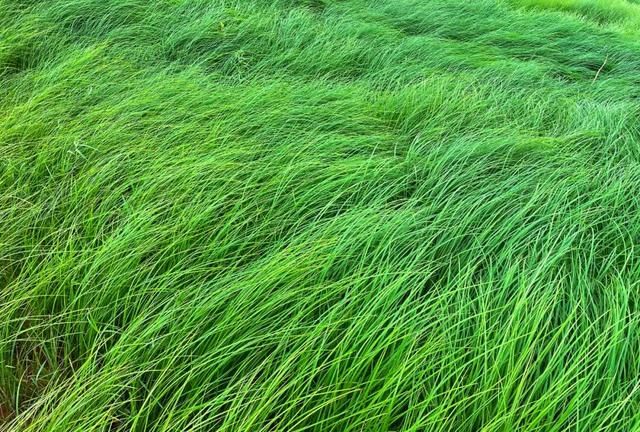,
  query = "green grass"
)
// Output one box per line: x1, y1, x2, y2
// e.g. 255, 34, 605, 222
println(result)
2, 0, 640, 430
